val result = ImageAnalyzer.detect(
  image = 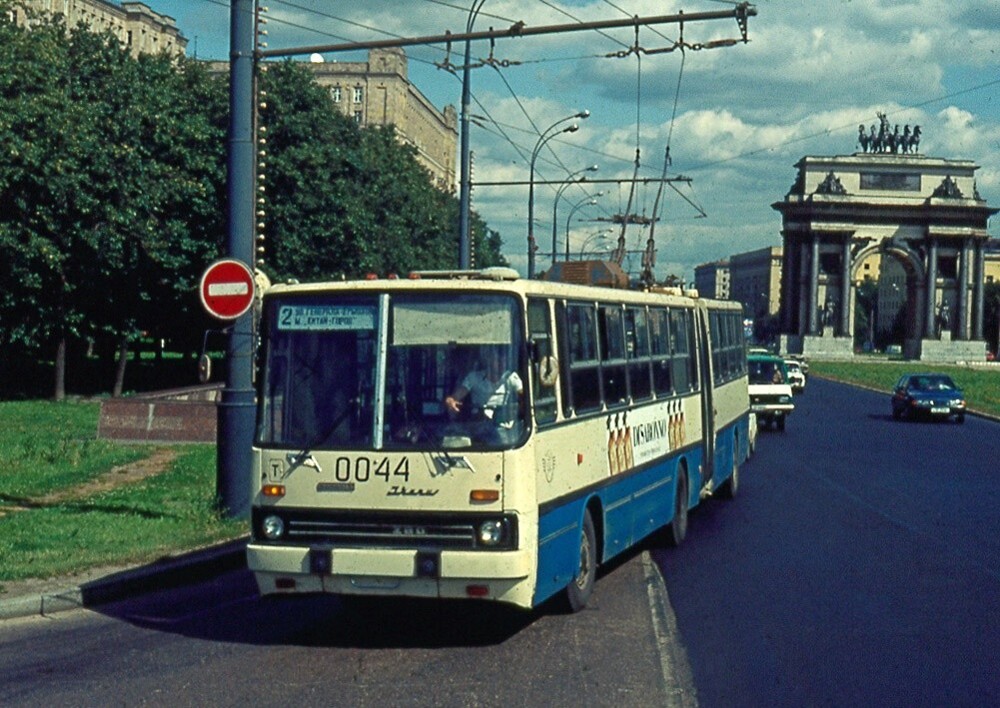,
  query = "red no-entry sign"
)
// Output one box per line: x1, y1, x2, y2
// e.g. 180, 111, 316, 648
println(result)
199, 259, 255, 320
